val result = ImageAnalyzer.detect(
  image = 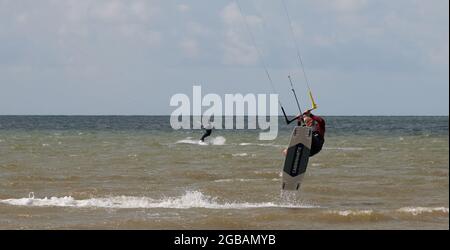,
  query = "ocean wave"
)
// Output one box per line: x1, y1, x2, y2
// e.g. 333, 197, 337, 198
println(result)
213, 178, 268, 183
175, 139, 207, 146
320, 207, 450, 222
231, 153, 256, 158
239, 143, 283, 148
0, 191, 317, 210
8, 175, 82, 182
396, 207, 449, 216
176, 136, 226, 146
324, 147, 369, 151
0, 164, 20, 170
320, 209, 387, 222
252, 170, 280, 179
328, 209, 374, 217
